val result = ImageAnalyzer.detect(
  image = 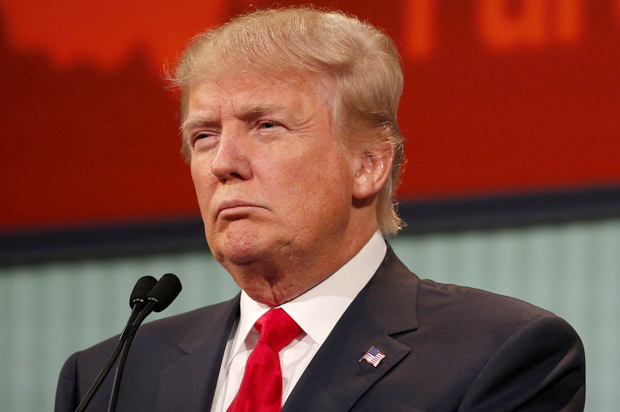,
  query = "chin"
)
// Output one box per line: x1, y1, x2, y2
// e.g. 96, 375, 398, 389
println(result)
219, 247, 266, 266
208, 218, 292, 264
209, 232, 272, 267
